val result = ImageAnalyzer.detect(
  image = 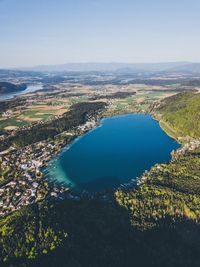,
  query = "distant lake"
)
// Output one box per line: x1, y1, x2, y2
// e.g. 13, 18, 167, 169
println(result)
0, 84, 43, 101
45, 114, 180, 192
